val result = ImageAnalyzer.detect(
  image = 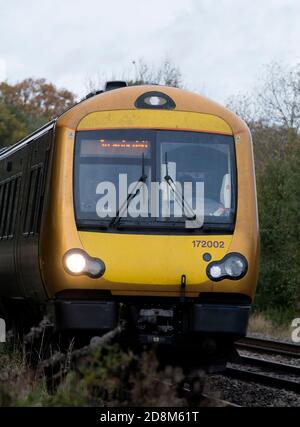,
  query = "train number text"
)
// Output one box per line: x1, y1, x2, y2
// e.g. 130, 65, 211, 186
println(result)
192, 240, 225, 249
